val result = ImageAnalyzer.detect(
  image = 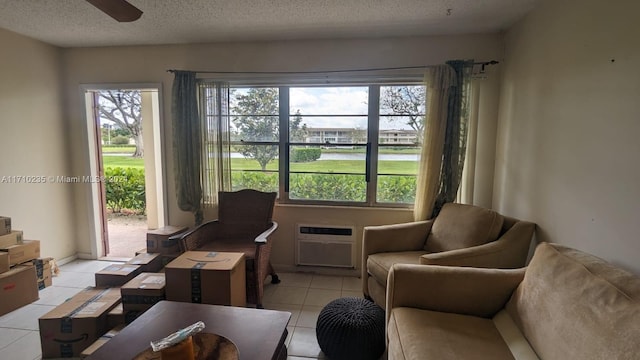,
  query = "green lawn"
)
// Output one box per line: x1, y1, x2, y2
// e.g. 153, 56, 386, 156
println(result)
102, 146, 136, 154
232, 158, 417, 175
103, 154, 417, 174
102, 155, 145, 169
